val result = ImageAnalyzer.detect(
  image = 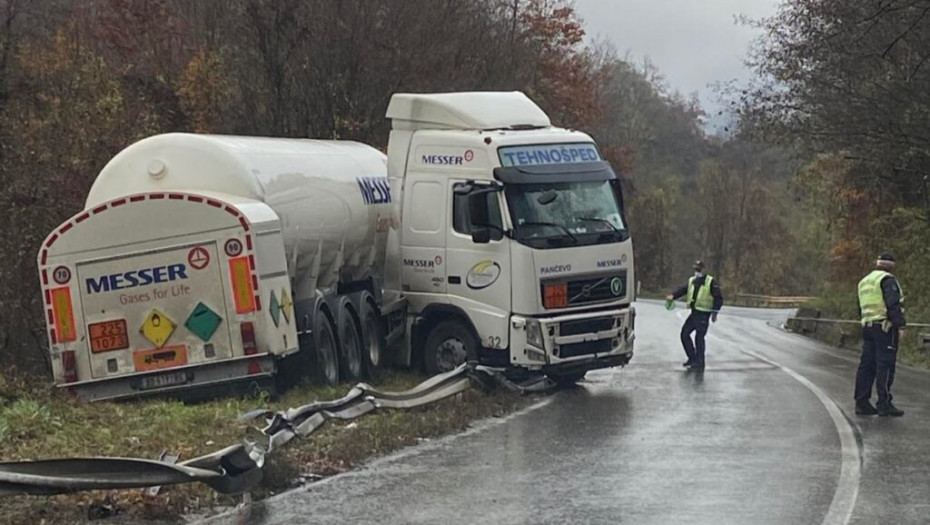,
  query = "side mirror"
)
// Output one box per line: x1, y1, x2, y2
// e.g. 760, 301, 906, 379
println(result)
468, 191, 490, 230
471, 227, 491, 244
